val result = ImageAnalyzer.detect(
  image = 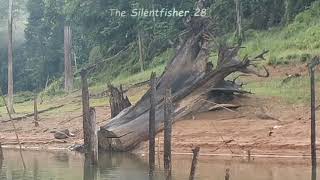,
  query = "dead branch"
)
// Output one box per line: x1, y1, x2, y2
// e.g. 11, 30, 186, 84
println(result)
76, 44, 133, 75
256, 113, 280, 122
208, 104, 241, 111
253, 50, 269, 60
281, 73, 301, 85
2, 139, 67, 145
0, 88, 26, 169
1, 105, 64, 122
58, 114, 83, 125
242, 65, 270, 78
200, 99, 238, 113
217, 115, 246, 121
90, 78, 156, 99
